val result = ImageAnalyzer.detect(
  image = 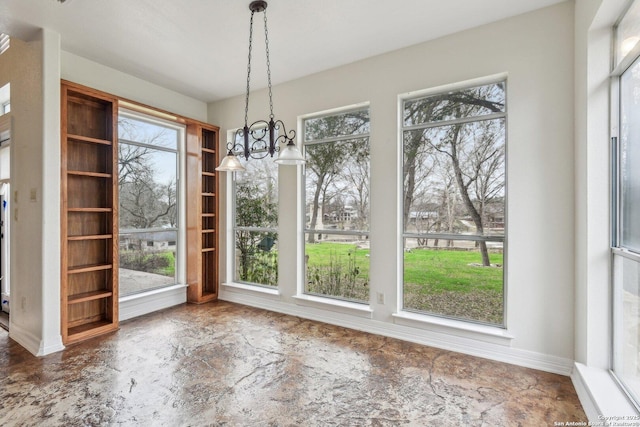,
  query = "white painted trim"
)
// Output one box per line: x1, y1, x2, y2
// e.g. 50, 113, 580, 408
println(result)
293, 294, 373, 318
393, 311, 513, 344
119, 284, 187, 321
219, 291, 573, 375
8, 321, 64, 356
571, 363, 638, 423
222, 281, 280, 297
